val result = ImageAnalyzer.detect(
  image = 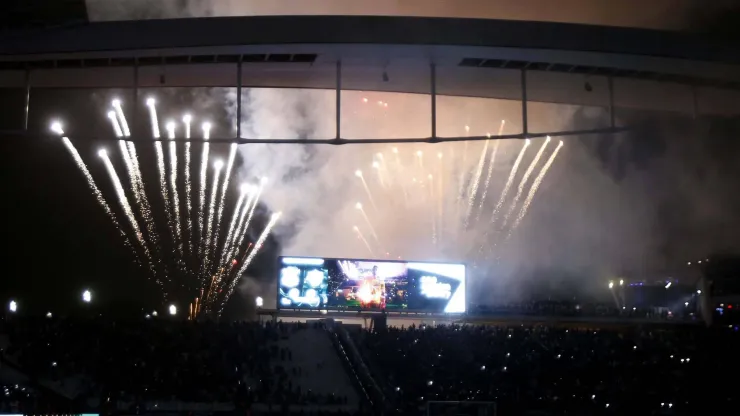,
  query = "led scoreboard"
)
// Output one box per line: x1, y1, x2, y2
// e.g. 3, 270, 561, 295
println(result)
277, 256, 466, 313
